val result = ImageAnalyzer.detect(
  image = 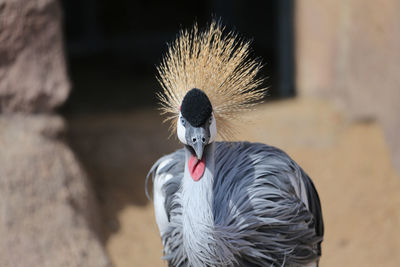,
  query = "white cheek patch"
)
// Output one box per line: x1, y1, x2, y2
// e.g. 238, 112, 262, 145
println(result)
209, 113, 217, 143
177, 113, 187, 144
